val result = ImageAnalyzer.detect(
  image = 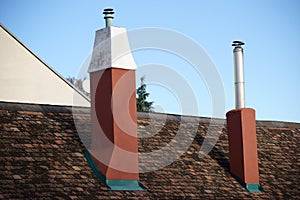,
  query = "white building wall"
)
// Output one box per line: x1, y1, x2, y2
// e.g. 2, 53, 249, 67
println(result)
0, 24, 90, 107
